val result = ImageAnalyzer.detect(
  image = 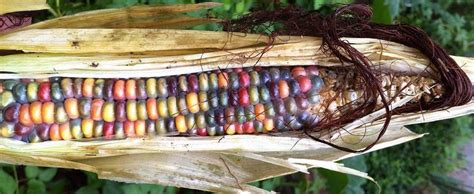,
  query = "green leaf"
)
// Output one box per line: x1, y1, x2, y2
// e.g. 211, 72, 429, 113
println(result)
0, 169, 17, 194
120, 184, 142, 193
47, 179, 67, 194
27, 179, 46, 194
76, 186, 100, 194
318, 168, 349, 194
103, 181, 123, 194
371, 0, 393, 24
25, 166, 40, 179
39, 168, 57, 182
